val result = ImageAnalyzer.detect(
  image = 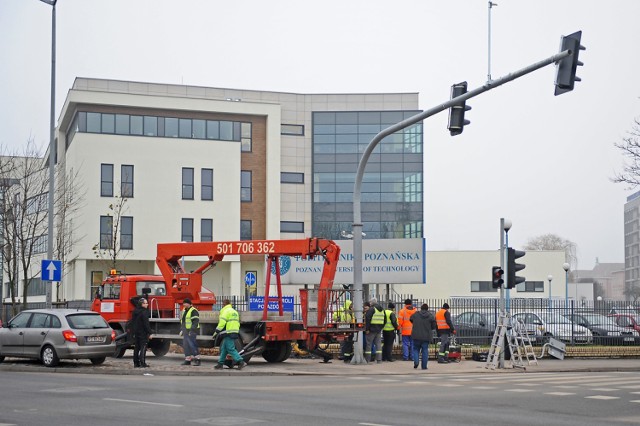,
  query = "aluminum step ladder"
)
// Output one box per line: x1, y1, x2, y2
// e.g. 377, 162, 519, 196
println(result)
509, 318, 538, 367
485, 312, 509, 370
